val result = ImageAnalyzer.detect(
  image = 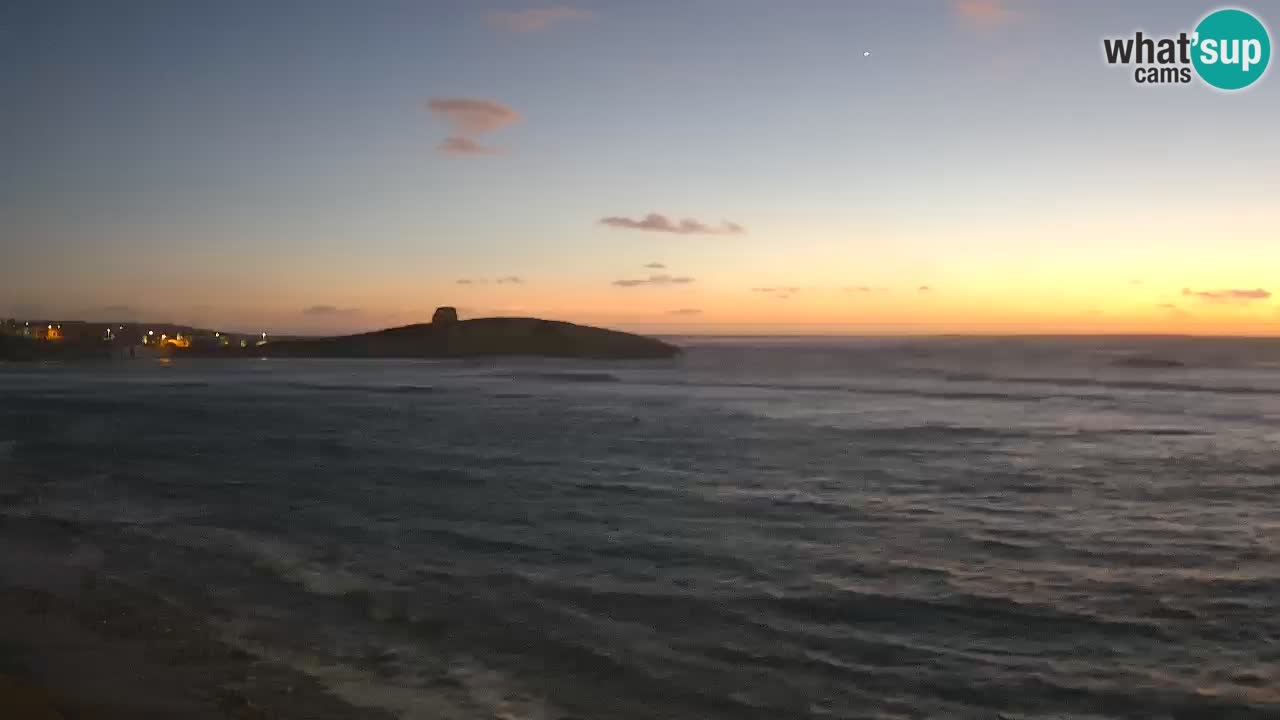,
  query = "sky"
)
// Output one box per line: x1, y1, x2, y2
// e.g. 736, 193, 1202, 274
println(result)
2, 0, 1278, 335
